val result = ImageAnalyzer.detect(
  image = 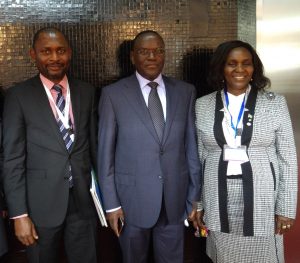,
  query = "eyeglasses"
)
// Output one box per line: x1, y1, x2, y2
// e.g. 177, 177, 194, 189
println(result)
136, 48, 165, 57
